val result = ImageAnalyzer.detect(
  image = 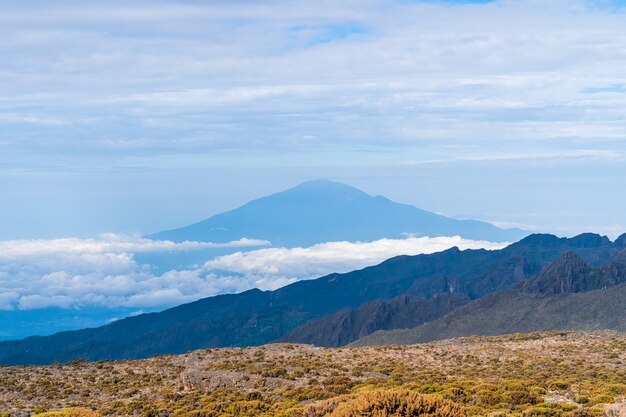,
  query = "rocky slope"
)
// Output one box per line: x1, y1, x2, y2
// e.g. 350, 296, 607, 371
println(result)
353, 250, 626, 346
